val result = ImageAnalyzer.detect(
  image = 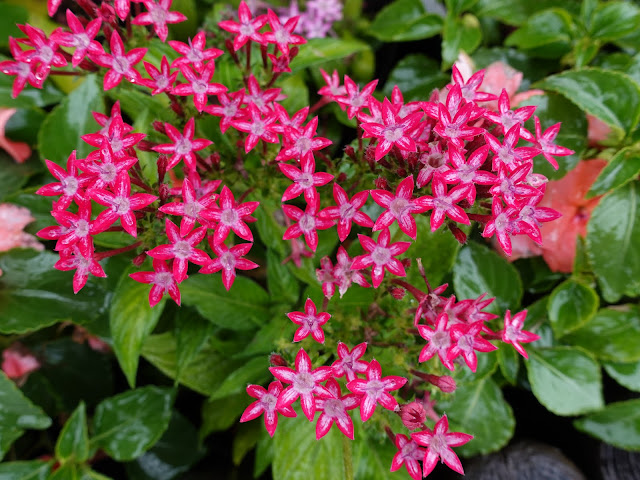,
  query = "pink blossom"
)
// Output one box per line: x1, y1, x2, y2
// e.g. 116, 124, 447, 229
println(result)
352, 228, 410, 288
199, 241, 258, 290
90, 31, 147, 90
390, 433, 425, 480
240, 380, 297, 437
287, 298, 331, 343
130, 258, 182, 307
200, 185, 259, 244
2, 344, 40, 381
318, 185, 372, 242
152, 118, 213, 170
0, 204, 42, 252
132, 0, 187, 43
332, 341, 368, 382
499, 310, 540, 359
315, 378, 359, 439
